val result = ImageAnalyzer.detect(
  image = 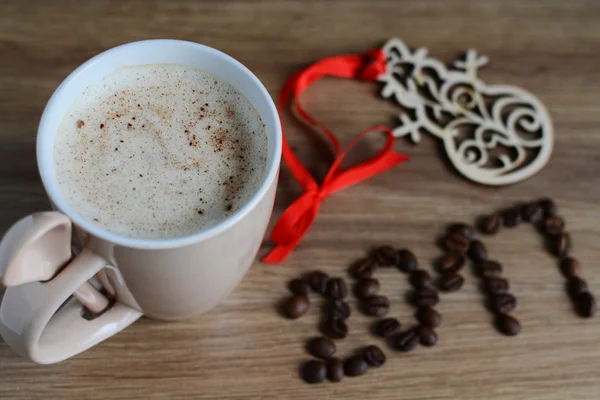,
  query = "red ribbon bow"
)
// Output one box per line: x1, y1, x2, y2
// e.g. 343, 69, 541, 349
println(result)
263, 49, 409, 263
